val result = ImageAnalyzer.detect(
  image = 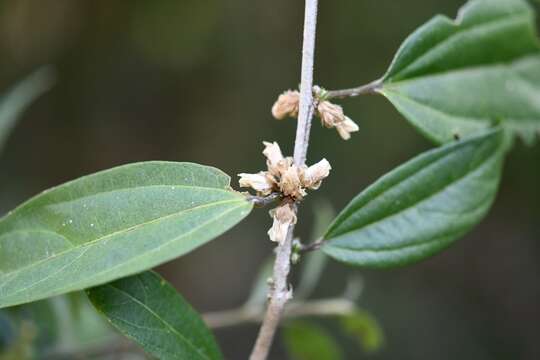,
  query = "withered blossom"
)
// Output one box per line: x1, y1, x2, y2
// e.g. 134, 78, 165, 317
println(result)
316, 100, 359, 140
238, 141, 331, 201
267, 203, 297, 244
271, 90, 300, 120
238, 172, 275, 196
335, 117, 359, 140
302, 158, 331, 190
280, 165, 307, 200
